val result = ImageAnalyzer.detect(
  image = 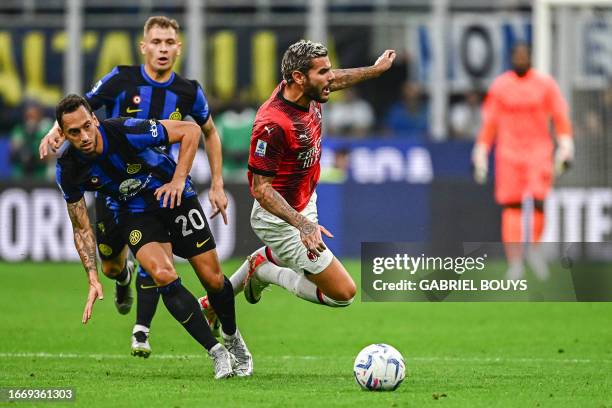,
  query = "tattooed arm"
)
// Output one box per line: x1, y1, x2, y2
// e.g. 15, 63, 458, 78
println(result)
330, 49, 396, 92
67, 197, 104, 323
251, 174, 333, 255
